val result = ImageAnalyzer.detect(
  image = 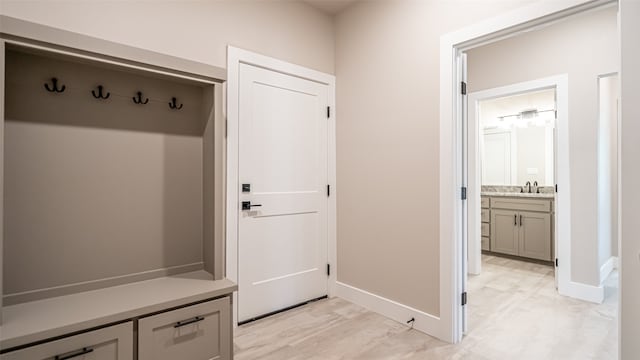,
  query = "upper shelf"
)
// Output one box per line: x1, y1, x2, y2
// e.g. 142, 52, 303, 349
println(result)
0, 271, 237, 351
0, 15, 226, 84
